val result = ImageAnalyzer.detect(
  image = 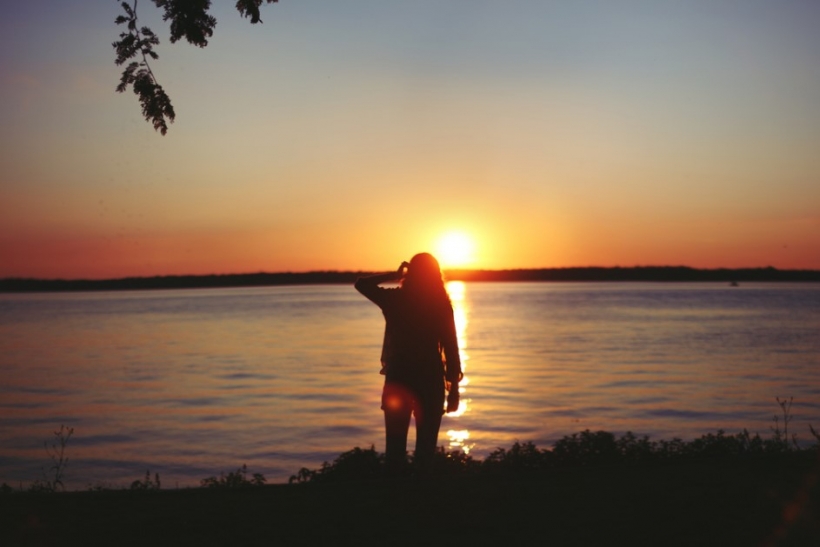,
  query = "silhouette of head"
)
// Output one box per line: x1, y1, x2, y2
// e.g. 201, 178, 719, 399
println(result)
408, 252, 440, 279
403, 253, 446, 296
